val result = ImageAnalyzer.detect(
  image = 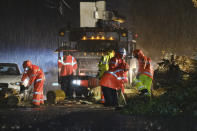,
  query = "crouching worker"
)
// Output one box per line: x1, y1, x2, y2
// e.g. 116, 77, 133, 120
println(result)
141, 57, 154, 97
21, 60, 45, 107
100, 48, 129, 107
133, 49, 154, 99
